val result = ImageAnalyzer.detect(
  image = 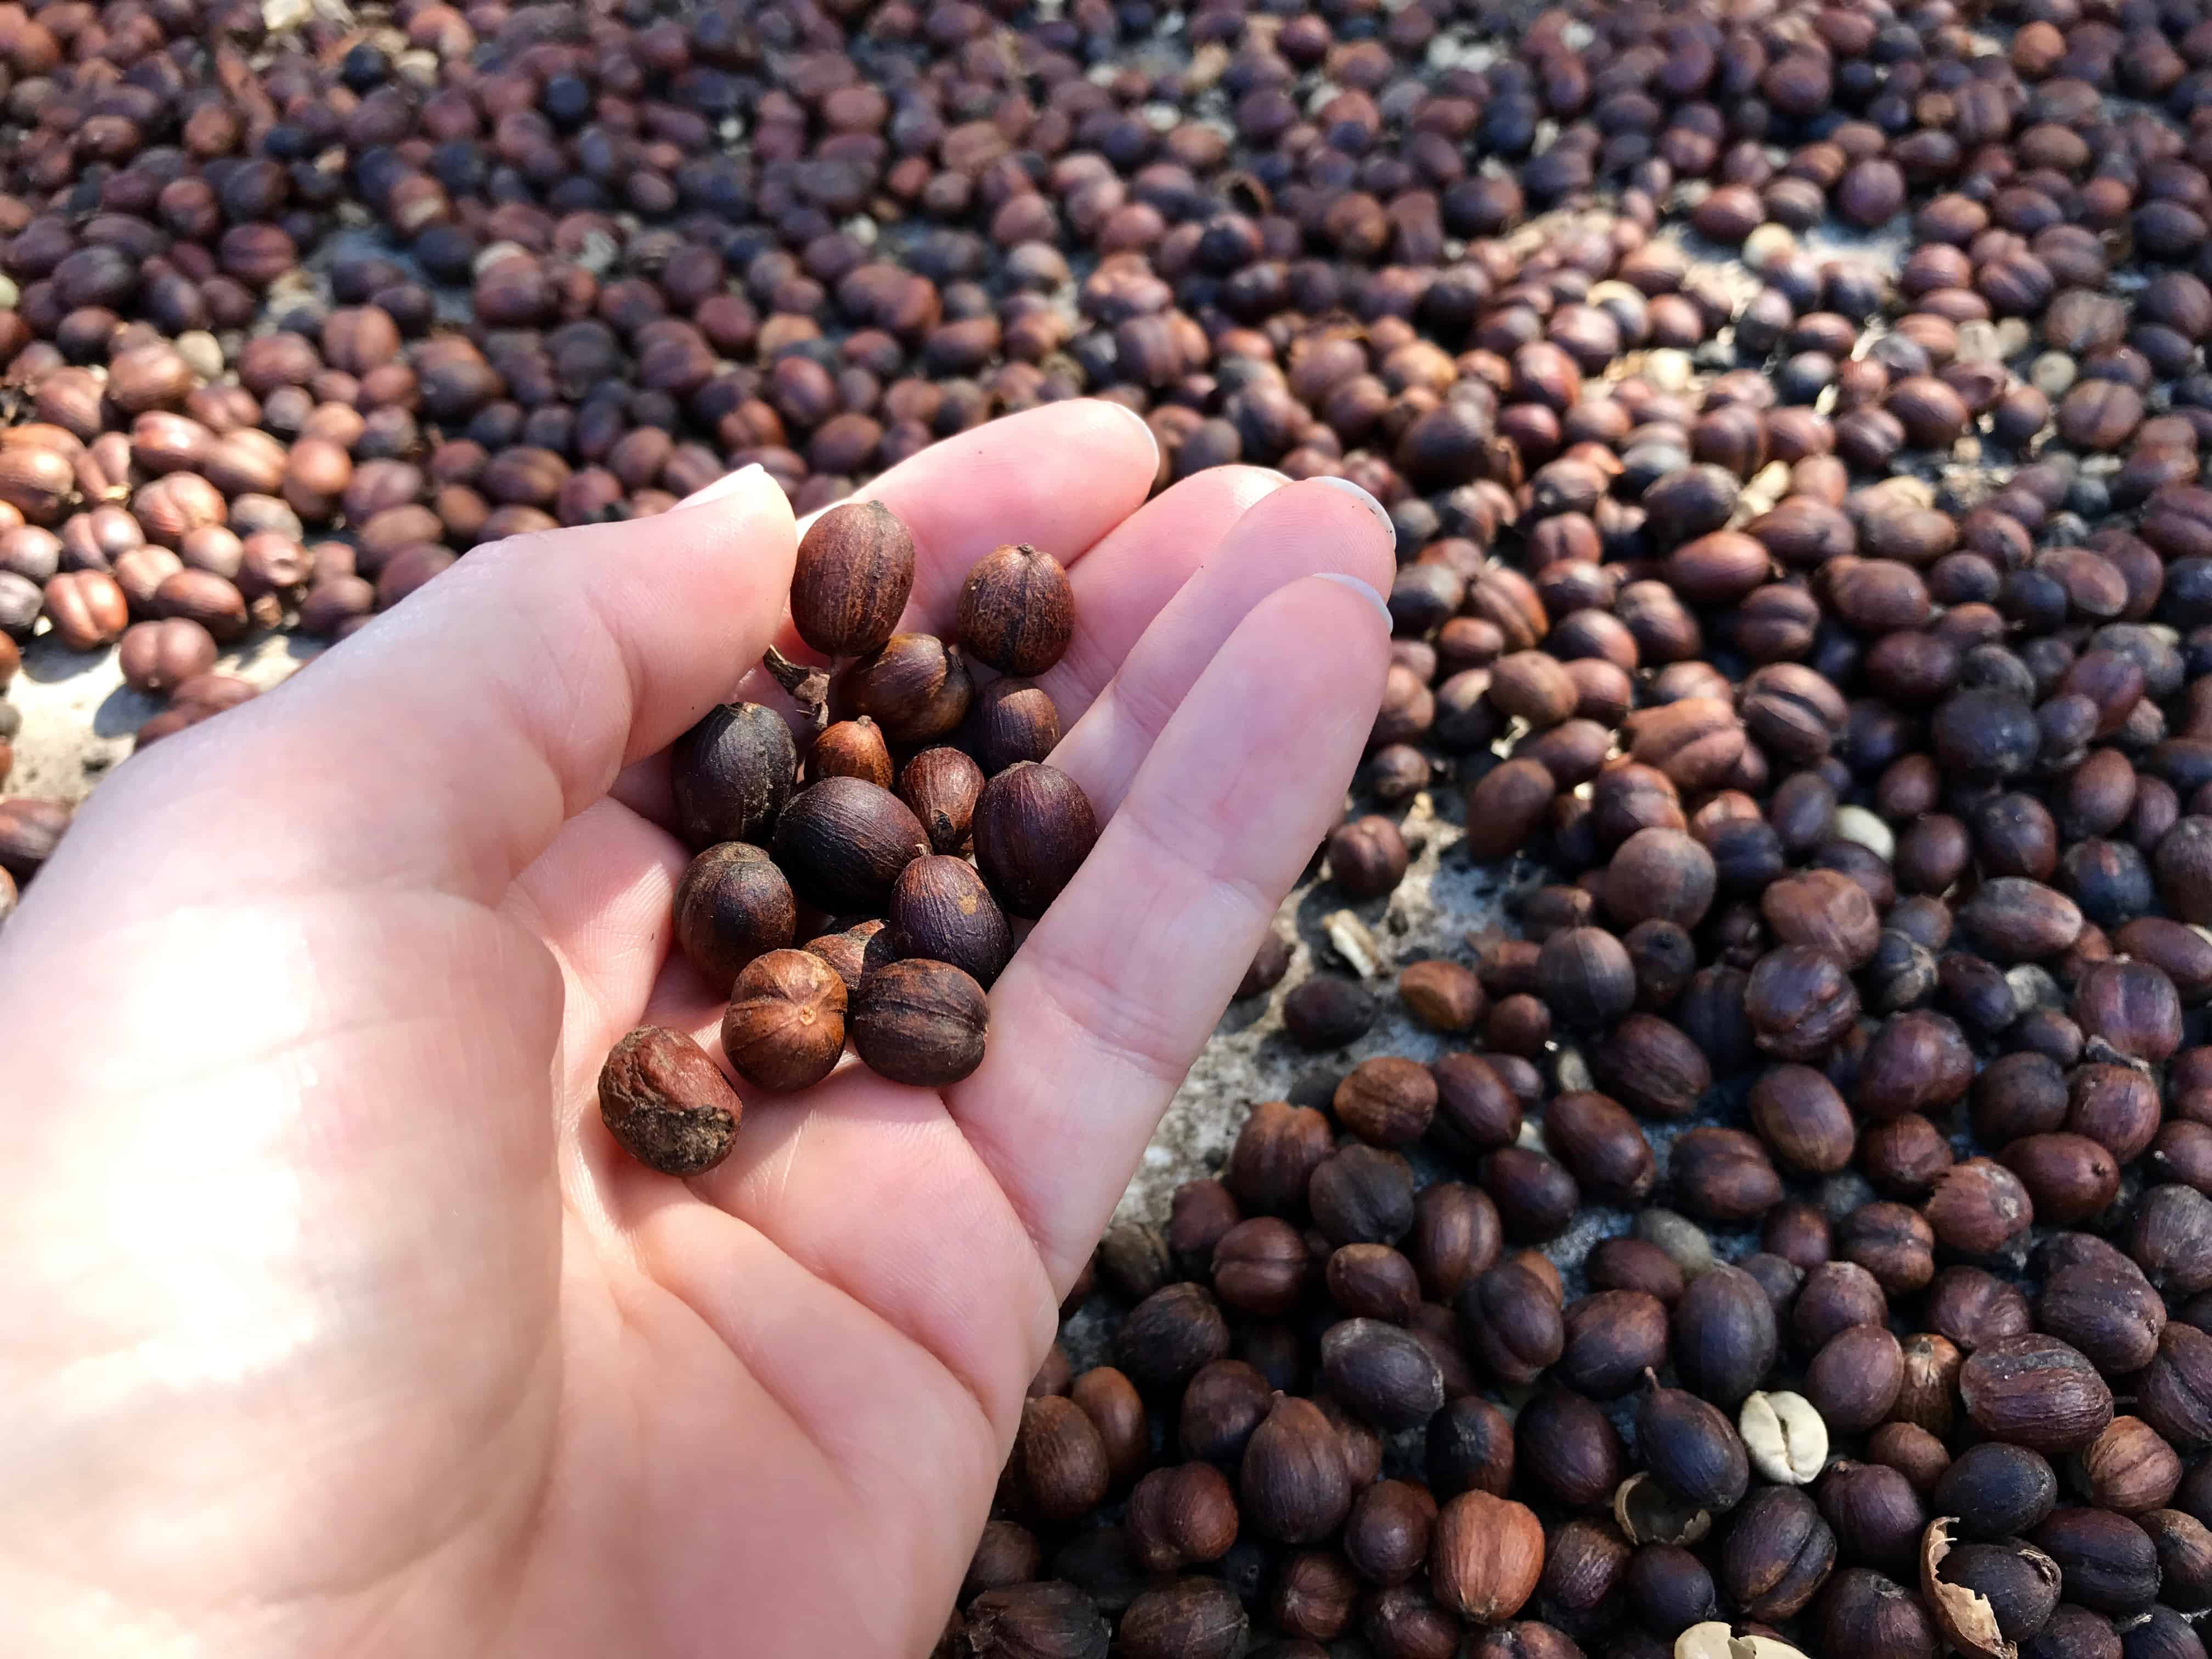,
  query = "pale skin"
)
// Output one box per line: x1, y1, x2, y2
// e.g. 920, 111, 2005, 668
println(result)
0, 400, 1395, 1657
